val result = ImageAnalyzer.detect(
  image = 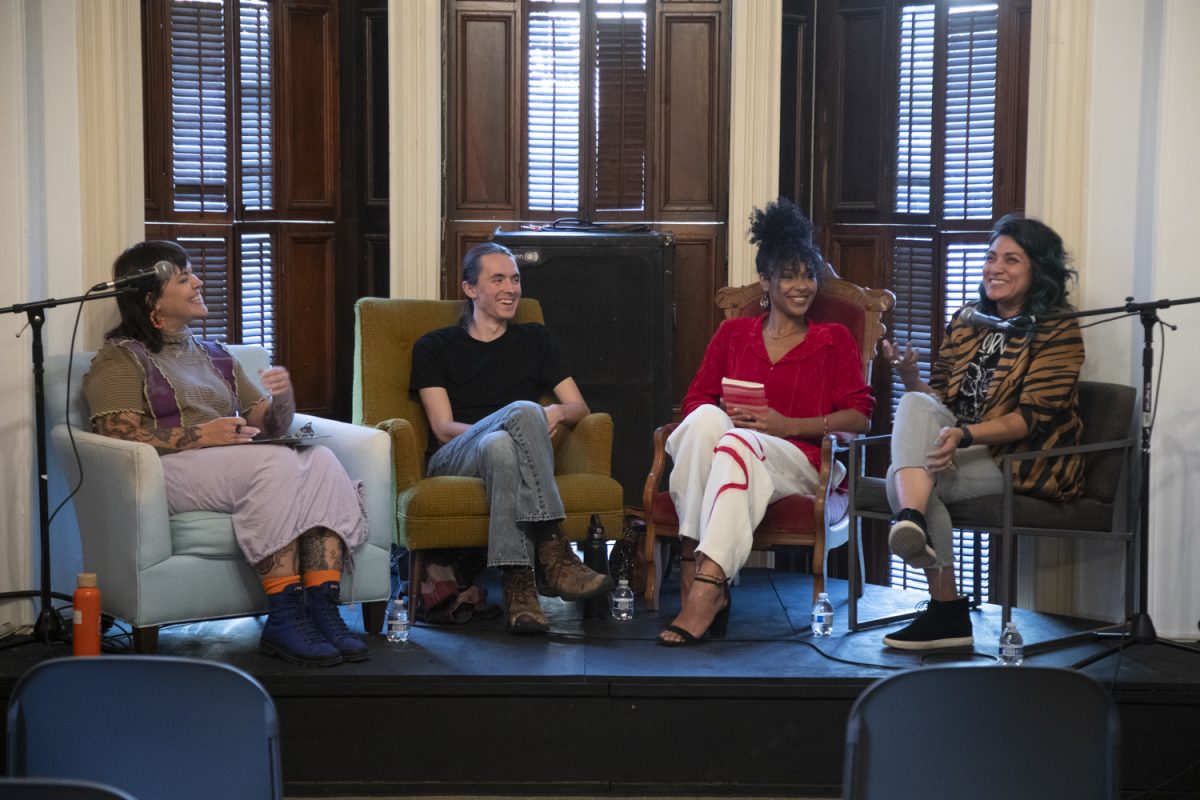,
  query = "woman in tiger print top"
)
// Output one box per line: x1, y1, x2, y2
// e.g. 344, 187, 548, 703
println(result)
879, 215, 1084, 650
